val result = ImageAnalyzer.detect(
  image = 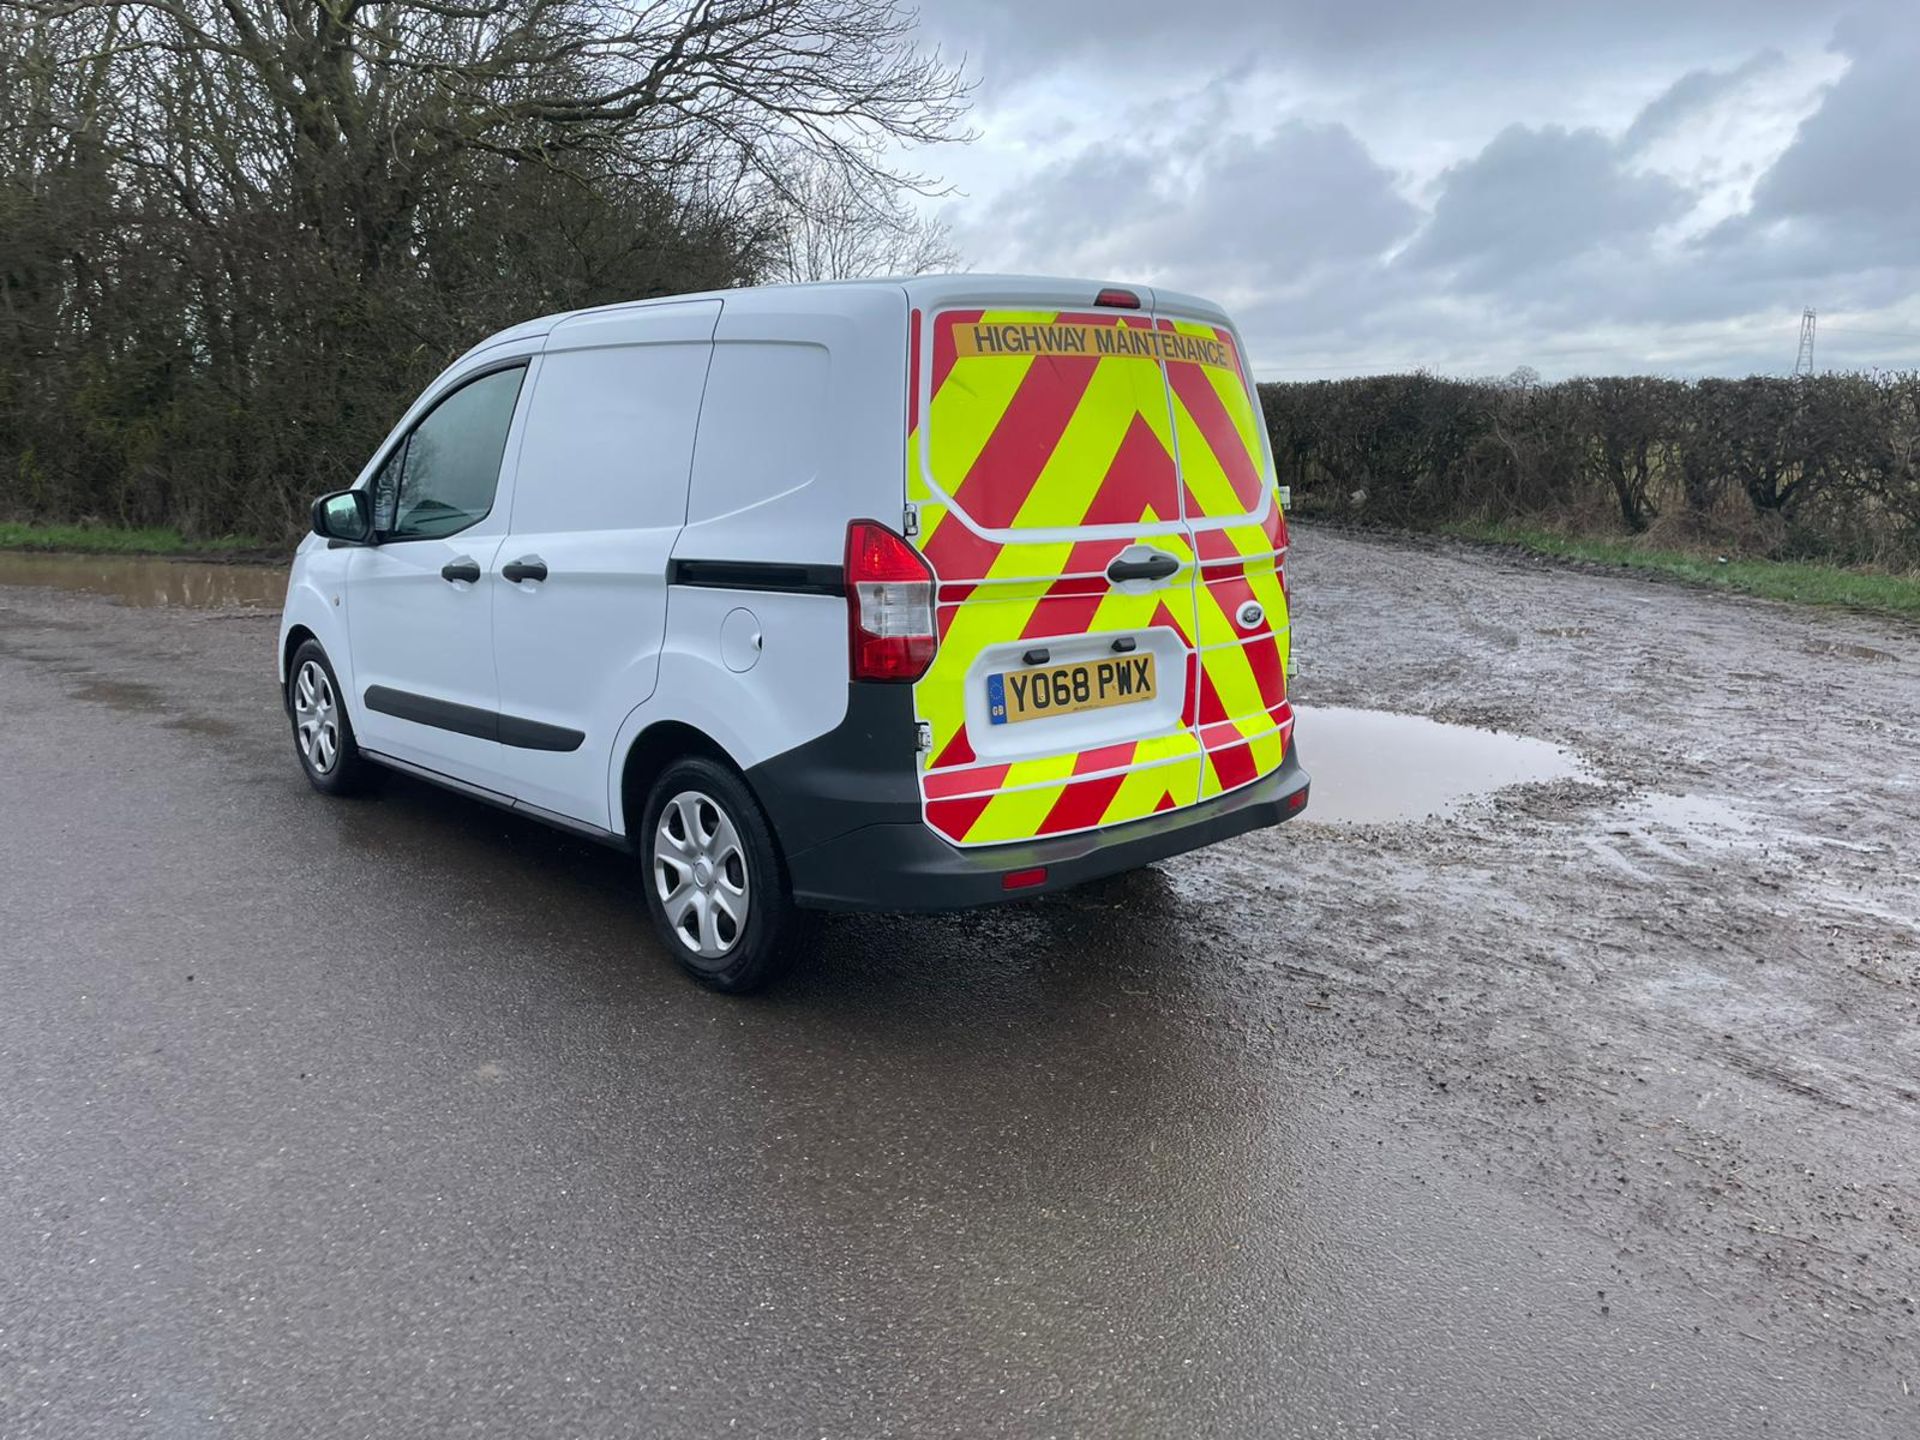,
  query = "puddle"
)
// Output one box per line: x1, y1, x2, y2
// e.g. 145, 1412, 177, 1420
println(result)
1804, 641, 1898, 665
1294, 706, 1587, 824
0, 551, 285, 610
